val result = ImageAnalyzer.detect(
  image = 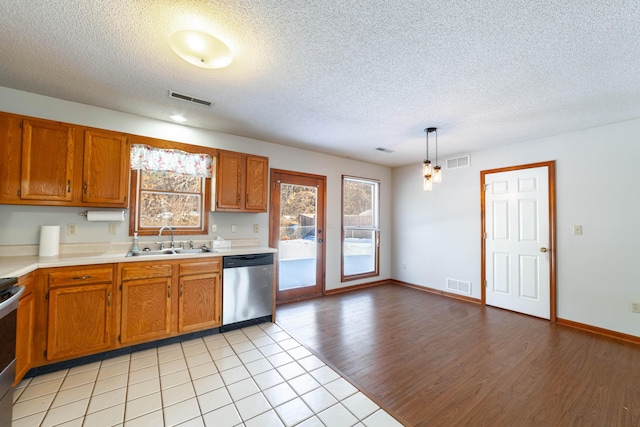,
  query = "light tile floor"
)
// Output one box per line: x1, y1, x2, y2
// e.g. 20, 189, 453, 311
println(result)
12, 323, 404, 427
